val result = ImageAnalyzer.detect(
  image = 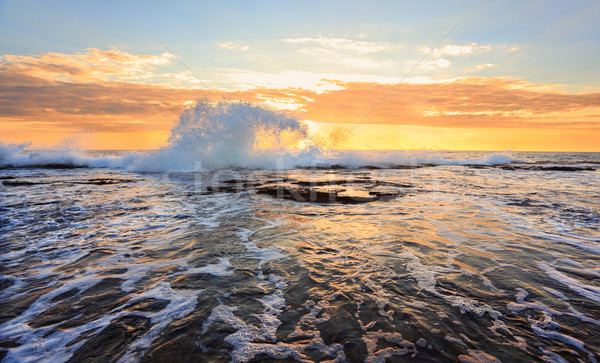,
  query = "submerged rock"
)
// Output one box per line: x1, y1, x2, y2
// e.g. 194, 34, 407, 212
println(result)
67, 315, 151, 362
205, 175, 406, 204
